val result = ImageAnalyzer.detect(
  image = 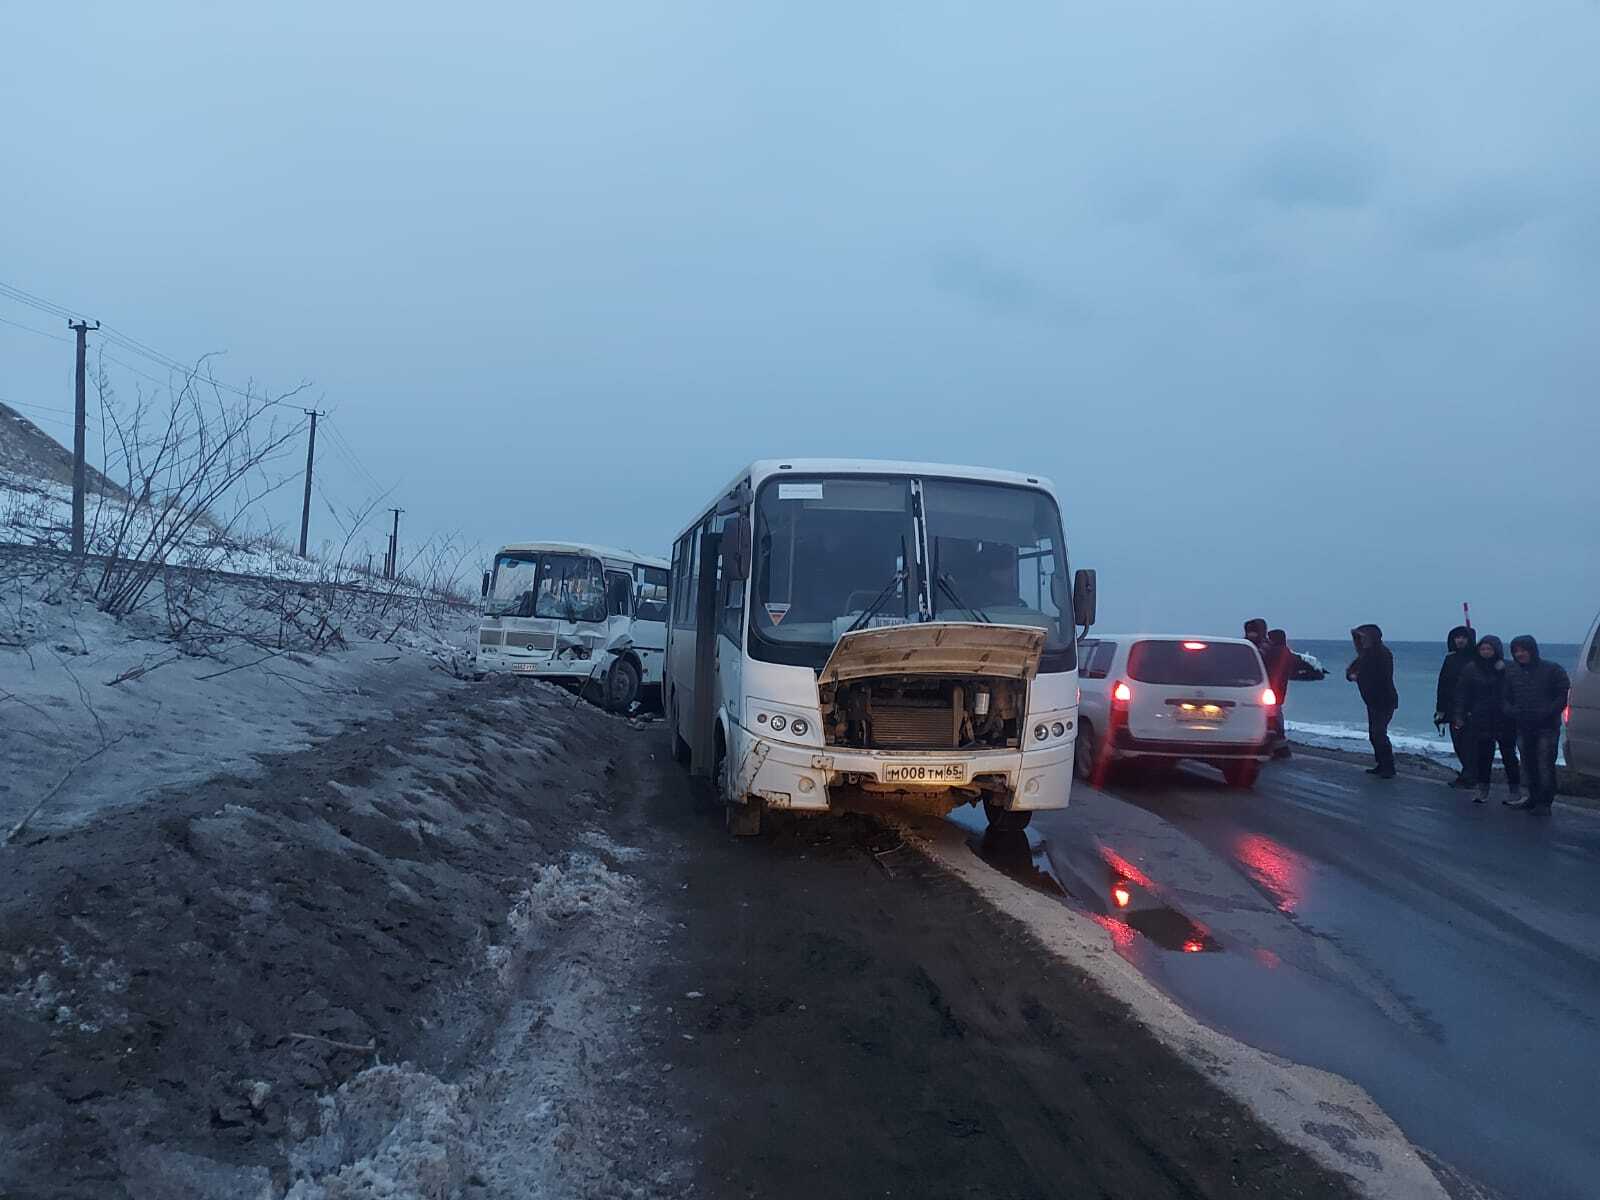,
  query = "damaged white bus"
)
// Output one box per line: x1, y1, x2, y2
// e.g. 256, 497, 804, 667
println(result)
664, 460, 1096, 834
476, 541, 670, 711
